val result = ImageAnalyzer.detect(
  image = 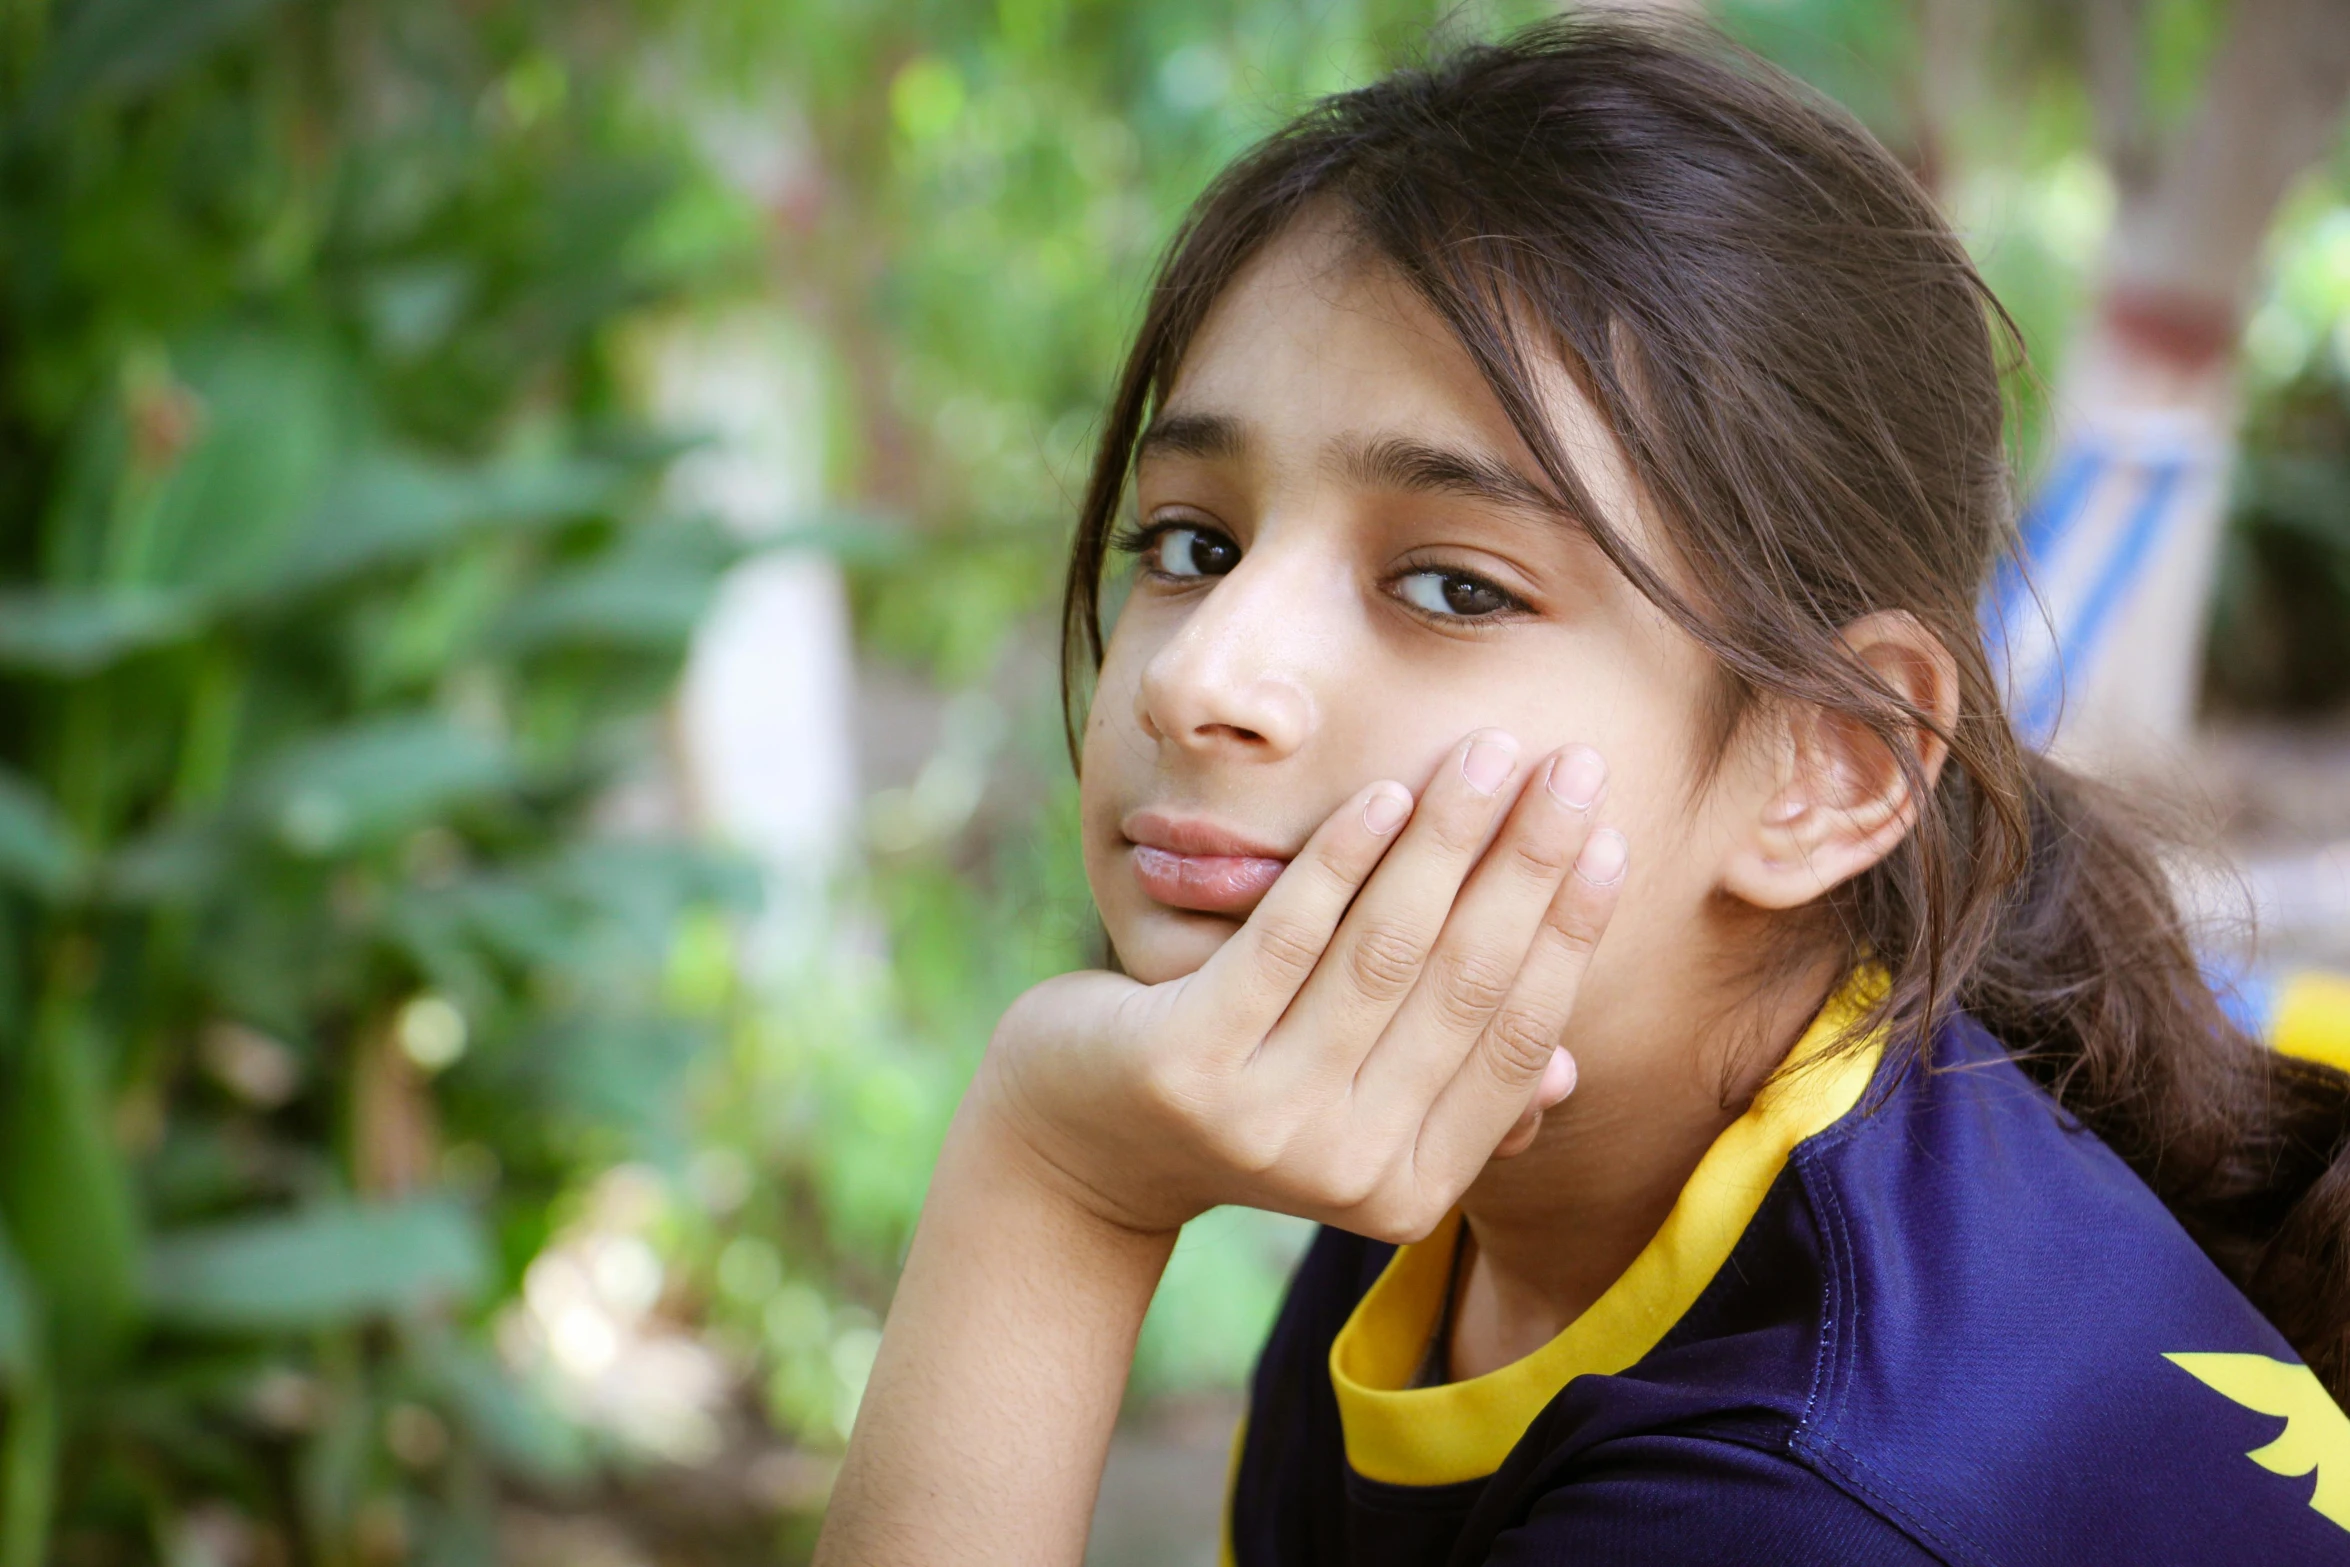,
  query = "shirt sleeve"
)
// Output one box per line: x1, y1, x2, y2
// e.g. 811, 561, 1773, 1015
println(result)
1480, 1434, 1946, 1566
